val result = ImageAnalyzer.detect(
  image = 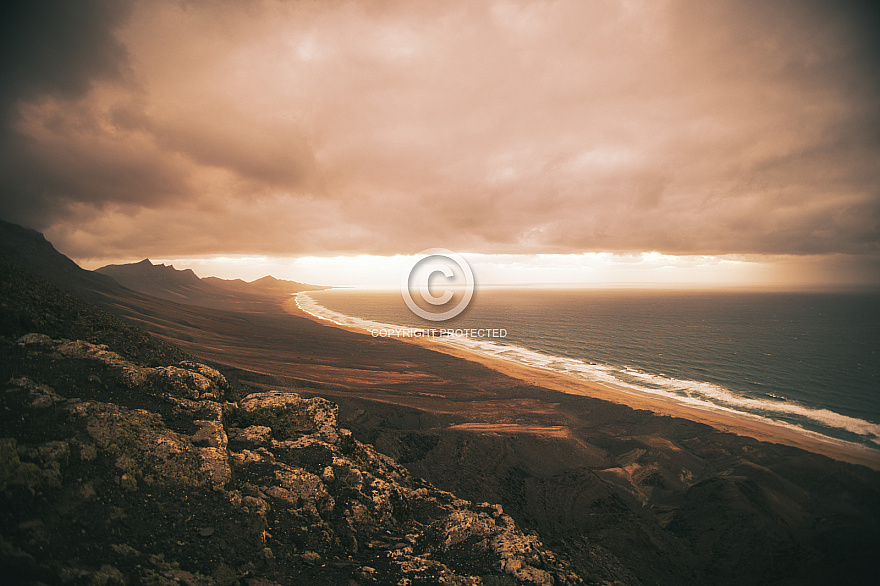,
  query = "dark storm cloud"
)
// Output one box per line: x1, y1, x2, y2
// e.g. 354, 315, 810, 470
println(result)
0, 0, 141, 226
0, 0, 133, 120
